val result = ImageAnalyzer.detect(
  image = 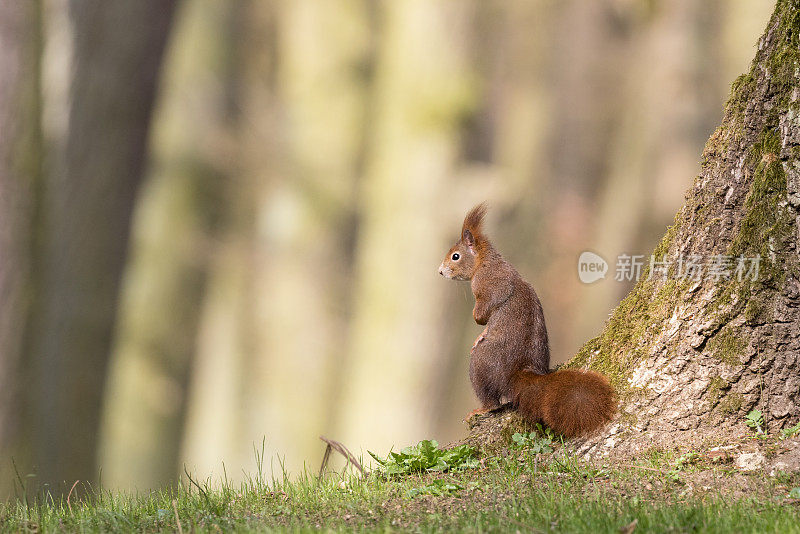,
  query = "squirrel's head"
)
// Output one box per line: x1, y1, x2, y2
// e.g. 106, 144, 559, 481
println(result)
438, 203, 488, 281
